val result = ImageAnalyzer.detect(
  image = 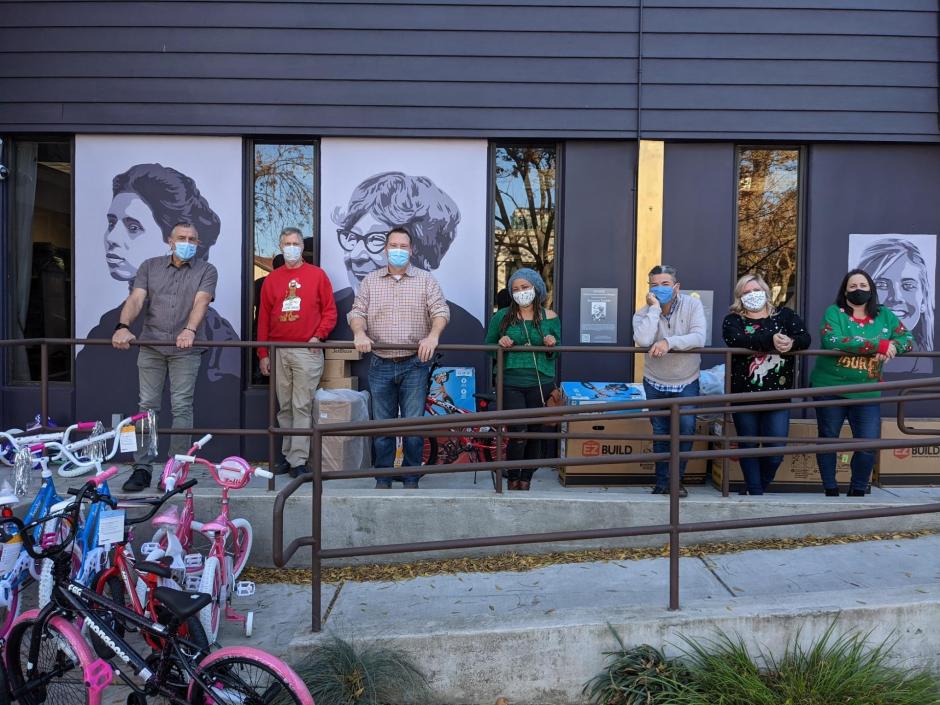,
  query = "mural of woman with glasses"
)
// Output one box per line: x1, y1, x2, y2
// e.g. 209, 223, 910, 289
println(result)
328, 171, 485, 378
